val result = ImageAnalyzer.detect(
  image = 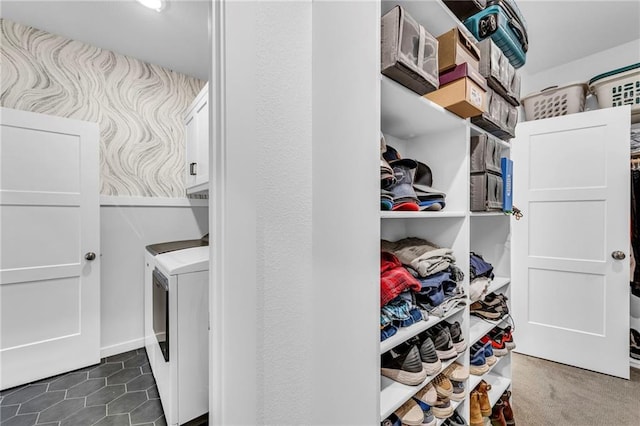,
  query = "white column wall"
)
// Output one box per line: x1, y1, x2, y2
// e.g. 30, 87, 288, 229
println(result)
521, 39, 640, 99
211, 1, 379, 424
